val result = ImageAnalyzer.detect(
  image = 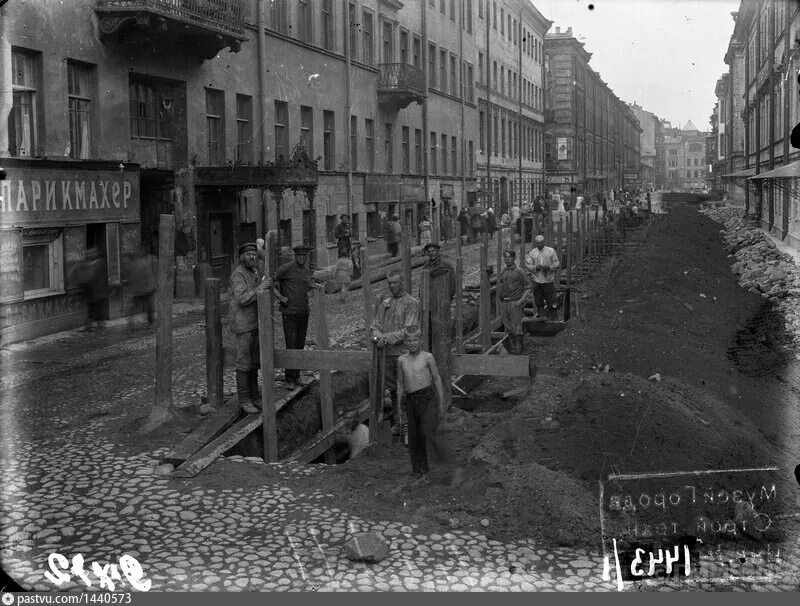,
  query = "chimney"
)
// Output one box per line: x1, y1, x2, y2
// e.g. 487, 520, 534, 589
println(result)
555, 26, 561, 34
567, 27, 572, 36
